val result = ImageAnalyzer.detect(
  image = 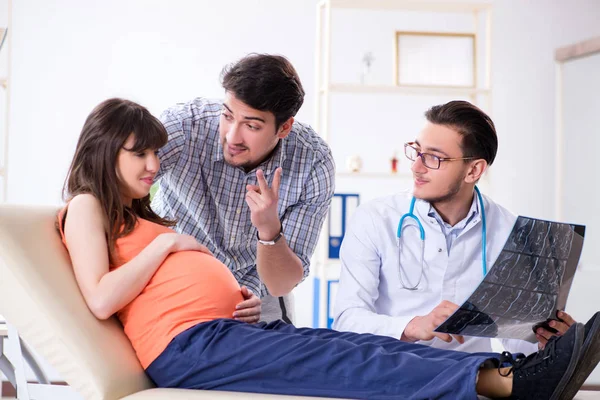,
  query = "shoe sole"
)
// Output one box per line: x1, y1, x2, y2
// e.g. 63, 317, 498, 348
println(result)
548, 323, 584, 400
559, 317, 600, 400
